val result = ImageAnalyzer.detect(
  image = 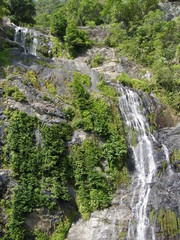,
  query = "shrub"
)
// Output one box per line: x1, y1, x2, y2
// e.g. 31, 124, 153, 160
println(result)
50, 8, 67, 40
90, 53, 104, 68
64, 22, 91, 58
